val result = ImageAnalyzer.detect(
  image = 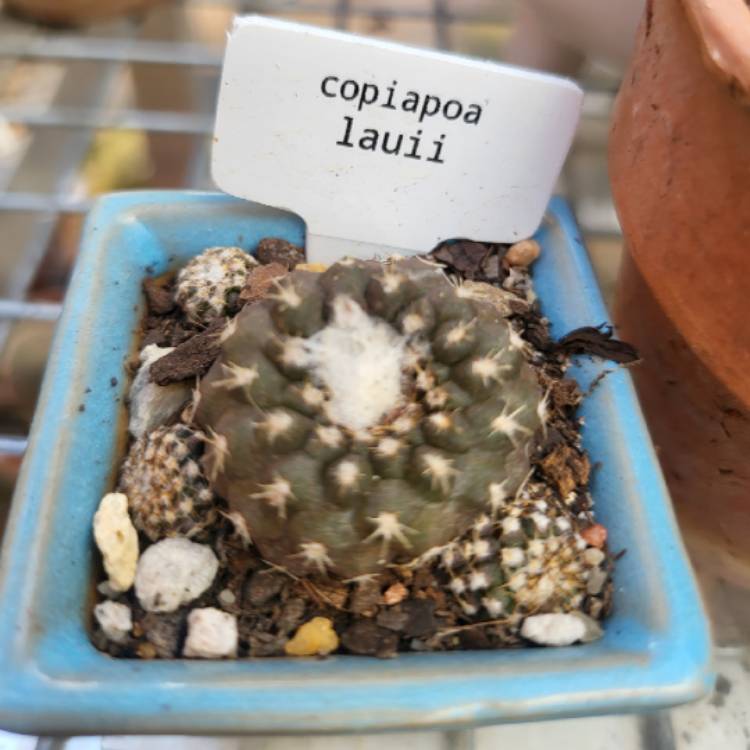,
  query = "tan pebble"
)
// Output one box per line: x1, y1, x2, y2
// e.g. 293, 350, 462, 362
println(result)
284, 617, 339, 656
93, 492, 139, 592
296, 263, 328, 273
505, 239, 541, 267
383, 582, 408, 606
580, 523, 608, 548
